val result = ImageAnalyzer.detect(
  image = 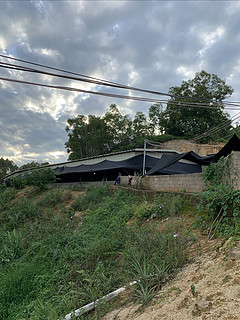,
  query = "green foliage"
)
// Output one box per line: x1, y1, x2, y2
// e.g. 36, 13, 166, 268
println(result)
160, 70, 233, 140
164, 194, 184, 216
0, 183, 6, 192
0, 185, 190, 319
26, 168, 57, 189
0, 157, 18, 181
0, 187, 17, 211
19, 161, 49, 170
10, 168, 57, 190
71, 183, 111, 211
190, 285, 196, 297
30, 299, 58, 320
37, 189, 72, 208
2, 198, 41, 229
129, 254, 167, 305
65, 104, 173, 160
0, 229, 23, 263
0, 262, 43, 319
11, 175, 27, 189
198, 155, 240, 238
